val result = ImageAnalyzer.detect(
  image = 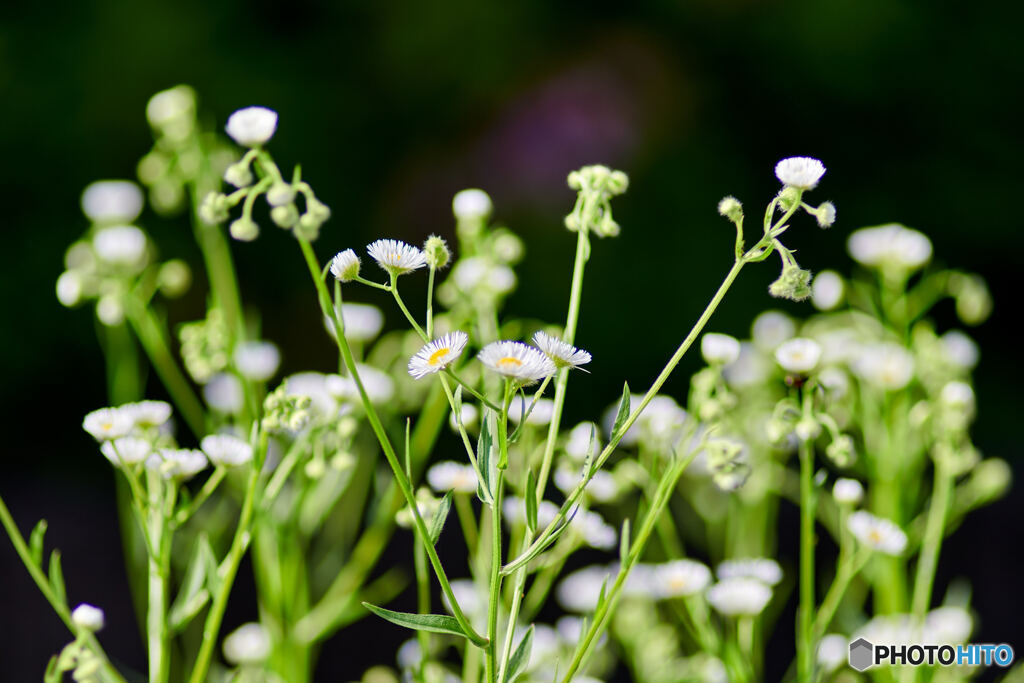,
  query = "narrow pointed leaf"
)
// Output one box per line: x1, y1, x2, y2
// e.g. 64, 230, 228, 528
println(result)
582, 424, 597, 479
525, 470, 538, 534
501, 506, 578, 575
48, 551, 66, 607
476, 409, 495, 504
169, 533, 216, 632
611, 381, 631, 441
362, 602, 469, 639
29, 519, 47, 568
504, 624, 534, 683
619, 519, 631, 566
429, 492, 453, 545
